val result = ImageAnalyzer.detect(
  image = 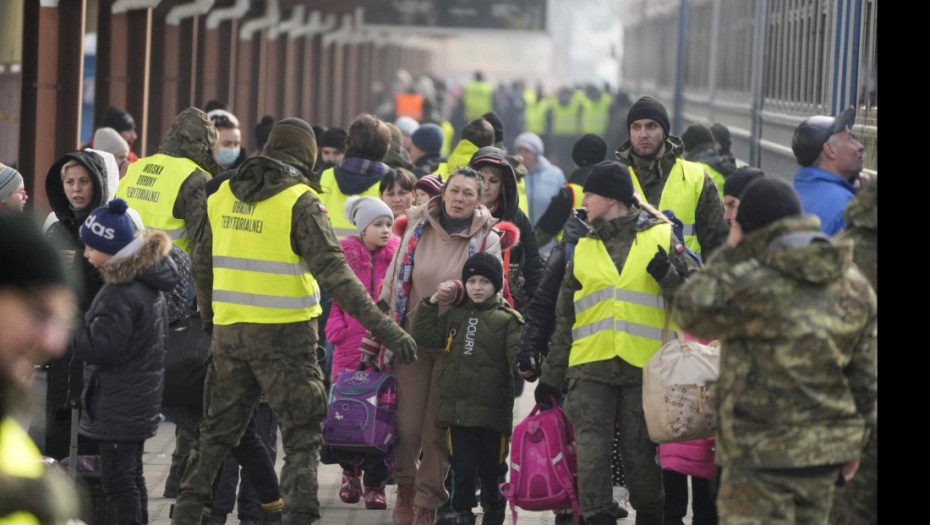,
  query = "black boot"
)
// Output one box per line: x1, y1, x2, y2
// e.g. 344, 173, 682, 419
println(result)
453, 509, 476, 525
480, 499, 506, 525
260, 507, 282, 525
